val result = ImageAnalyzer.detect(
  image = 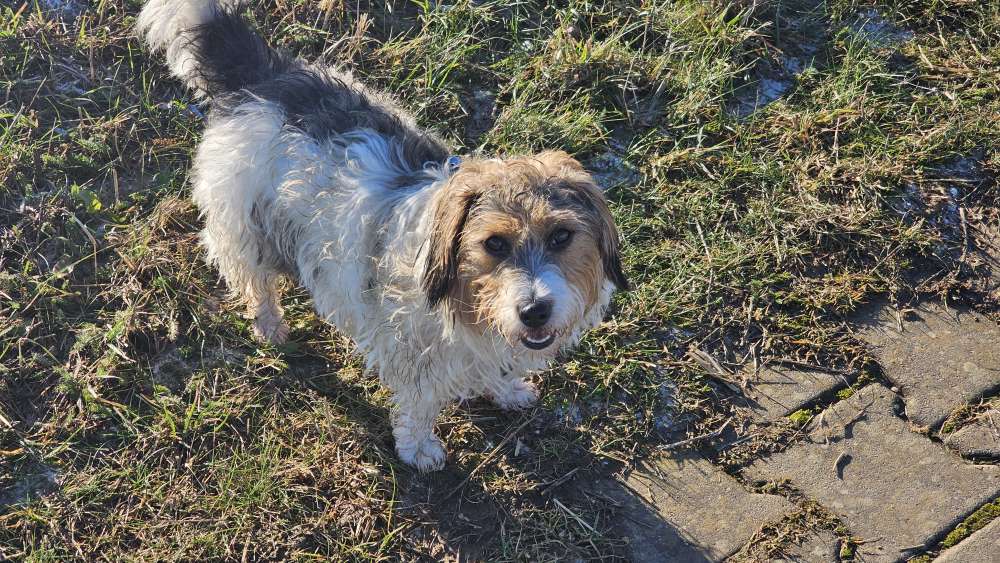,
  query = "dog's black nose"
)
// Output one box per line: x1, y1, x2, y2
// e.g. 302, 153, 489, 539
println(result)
519, 300, 552, 328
